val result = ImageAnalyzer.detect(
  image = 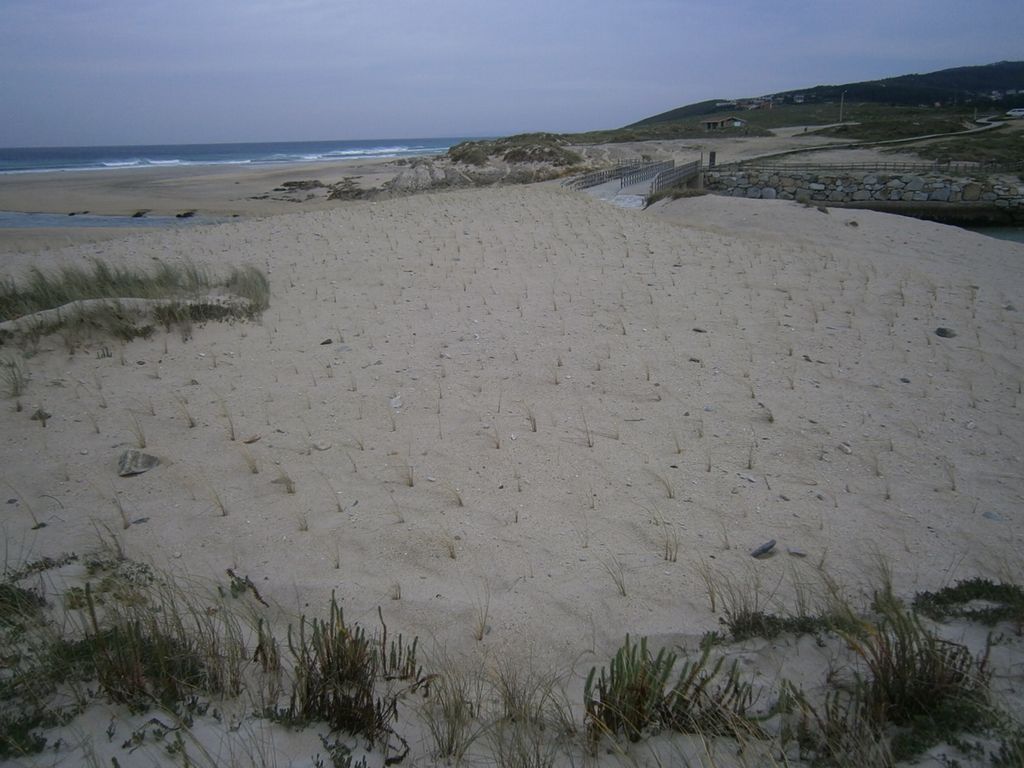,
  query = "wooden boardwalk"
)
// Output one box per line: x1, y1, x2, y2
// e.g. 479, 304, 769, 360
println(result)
565, 159, 703, 207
